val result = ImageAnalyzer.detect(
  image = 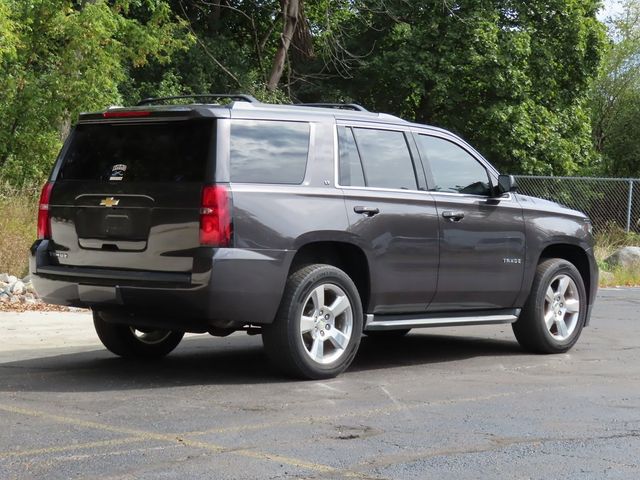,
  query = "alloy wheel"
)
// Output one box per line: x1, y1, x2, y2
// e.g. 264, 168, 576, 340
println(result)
543, 274, 580, 341
129, 327, 173, 345
299, 283, 353, 365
